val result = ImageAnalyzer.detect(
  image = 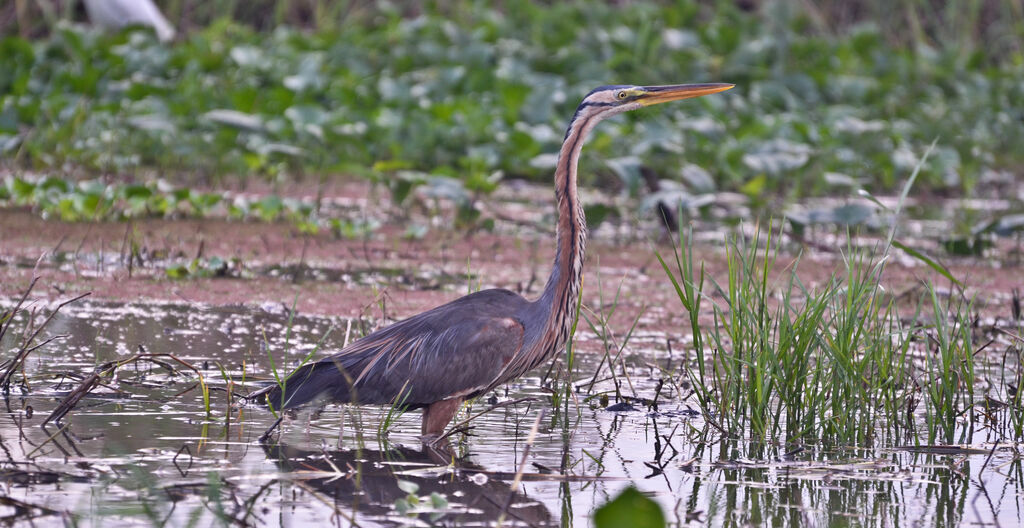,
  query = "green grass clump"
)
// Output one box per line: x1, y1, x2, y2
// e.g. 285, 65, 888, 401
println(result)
919, 286, 977, 445
659, 222, 986, 447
